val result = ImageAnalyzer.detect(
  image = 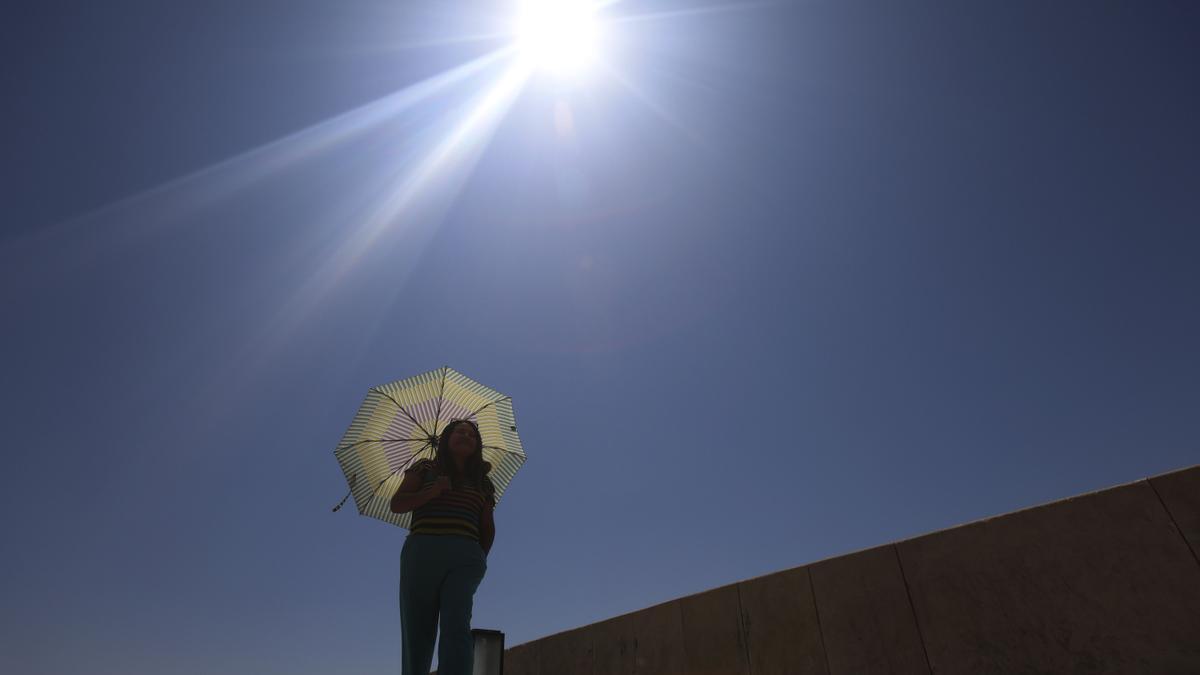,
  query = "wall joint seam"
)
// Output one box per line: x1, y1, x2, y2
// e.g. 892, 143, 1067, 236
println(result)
1145, 477, 1200, 571
734, 583, 754, 675
806, 566, 834, 675
892, 543, 935, 675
